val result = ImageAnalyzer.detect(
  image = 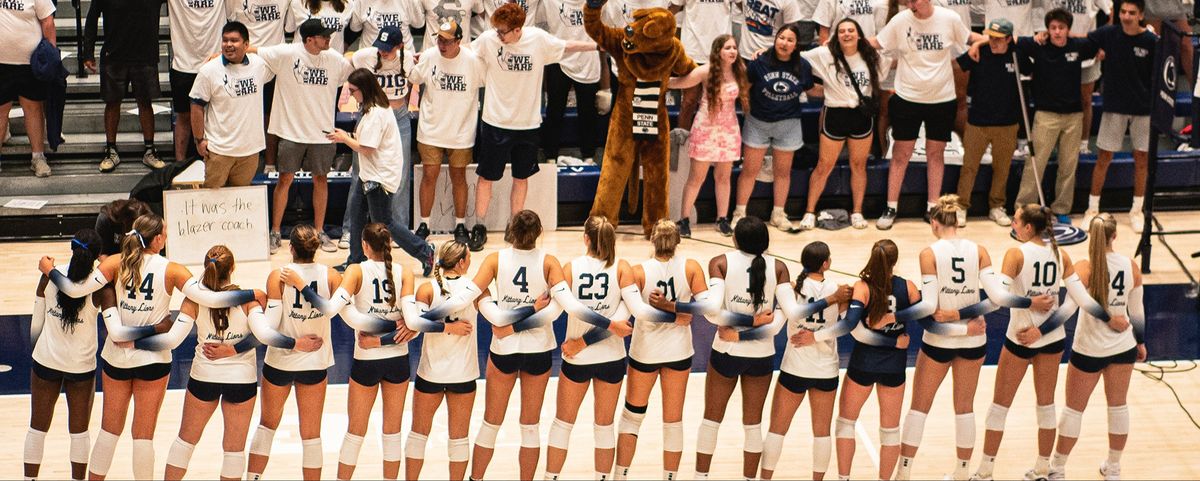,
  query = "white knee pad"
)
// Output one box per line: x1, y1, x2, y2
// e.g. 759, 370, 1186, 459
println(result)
382, 432, 403, 462
662, 422, 684, 453
617, 407, 647, 436
812, 436, 832, 474
760, 432, 784, 471
405, 432, 428, 460
743, 423, 763, 453
1107, 405, 1130, 436
695, 419, 720, 455
69, 431, 90, 465
1058, 407, 1083, 439
89, 430, 119, 477
955, 413, 976, 449
1037, 404, 1058, 430
548, 419, 574, 450
520, 423, 541, 448
132, 438, 155, 480
901, 411, 927, 447
984, 404, 1010, 432
301, 437, 323, 470
879, 427, 901, 447
24, 428, 46, 465
834, 417, 856, 440
166, 438, 197, 470
475, 421, 501, 450
594, 424, 616, 450
222, 451, 245, 479
339, 433, 365, 466
448, 437, 470, 463
248, 426, 276, 457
